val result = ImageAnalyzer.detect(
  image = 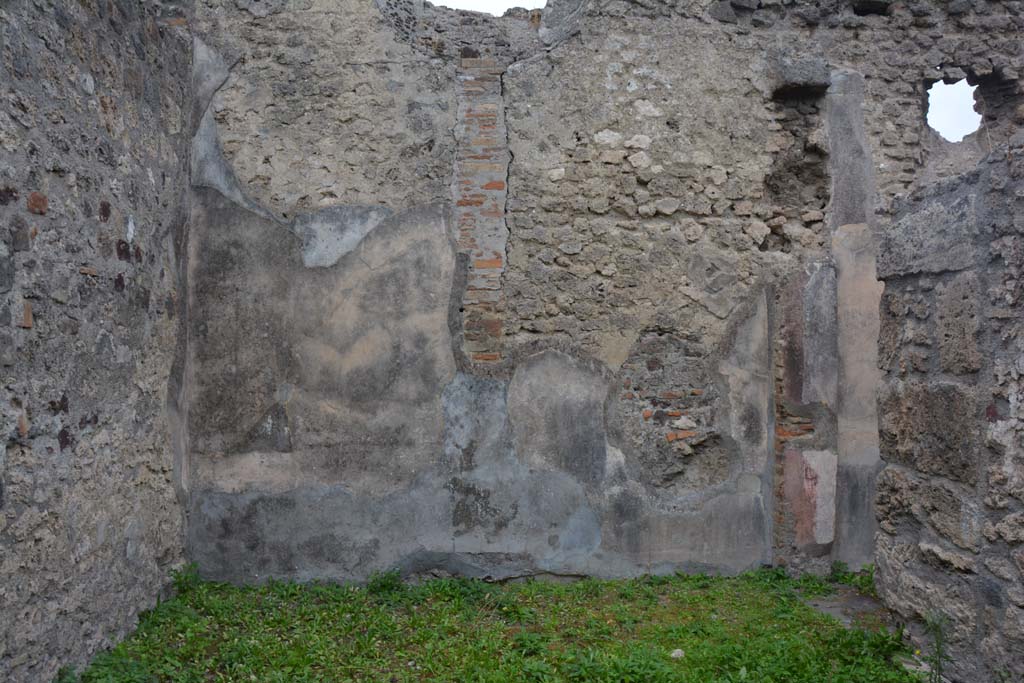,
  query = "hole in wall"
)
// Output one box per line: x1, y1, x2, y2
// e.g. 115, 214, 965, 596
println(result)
926, 79, 982, 143
851, 0, 891, 16
430, 0, 545, 15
